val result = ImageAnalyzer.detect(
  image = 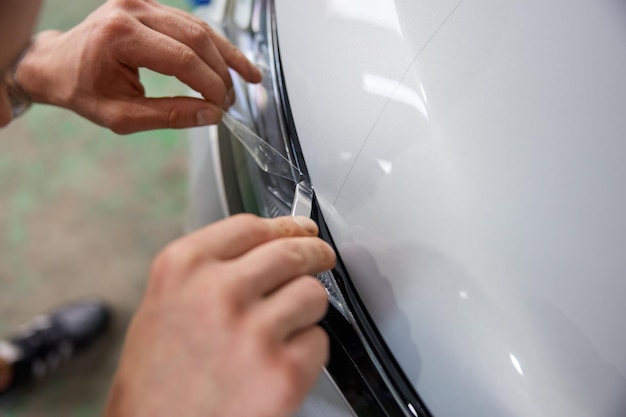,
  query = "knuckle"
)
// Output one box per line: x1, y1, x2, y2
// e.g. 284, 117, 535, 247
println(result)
98, 10, 134, 39
112, 0, 149, 11
193, 16, 214, 33
166, 105, 184, 129
302, 277, 328, 307
194, 268, 241, 319
279, 360, 308, 408
231, 214, 272, 240
269, 217, 300, 238
211, 267, 246, 305
283, 348, 307, 374
254, 317, 274, 340
111, 0, 133, 7
244, 314, 274, 346
177, 47, 199, 67
277, 239, 308, 270
150, 240, 199, 284
186, 23, 209, 49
